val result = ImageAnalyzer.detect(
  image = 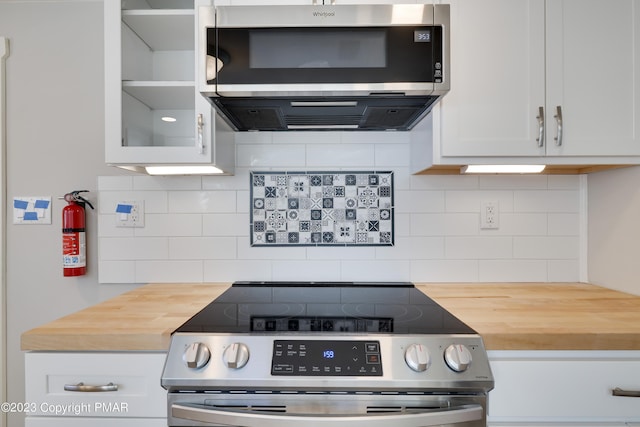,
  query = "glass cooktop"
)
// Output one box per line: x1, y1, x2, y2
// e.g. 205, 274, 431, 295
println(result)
175, 281, 476, 335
